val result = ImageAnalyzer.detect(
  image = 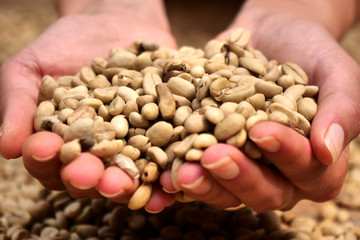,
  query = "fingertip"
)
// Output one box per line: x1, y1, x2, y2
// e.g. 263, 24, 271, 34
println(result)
0, 120, 34, 159
201, 143, 244, 166
145, 184, 175, 213
22, 131, 64, 180
176, 162, 206, 186
310, 121, 344, 166
249, 121, 312, 156
0, 84, 38, 159
61, 153, 105, 190
97, 166, 138, 199
159, 169, 178, 193
22, 131, 64, 160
